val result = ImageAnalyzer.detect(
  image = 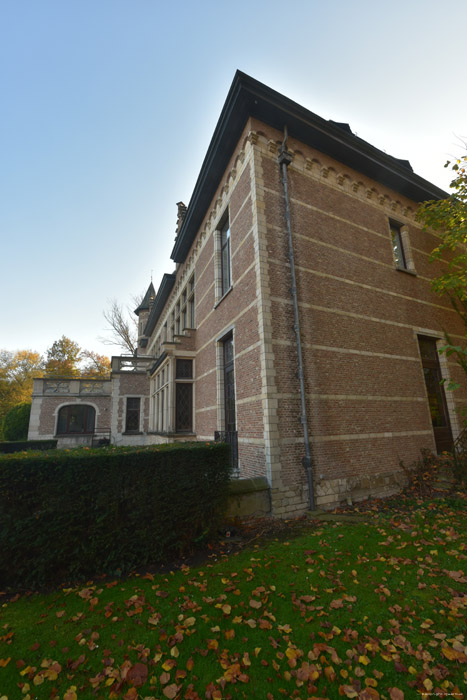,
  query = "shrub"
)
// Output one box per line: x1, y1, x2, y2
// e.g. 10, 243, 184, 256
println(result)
0, 439, 57, 454
399, 449, 461, 497
2, 402, 31, 441
0, 442, 231, 589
